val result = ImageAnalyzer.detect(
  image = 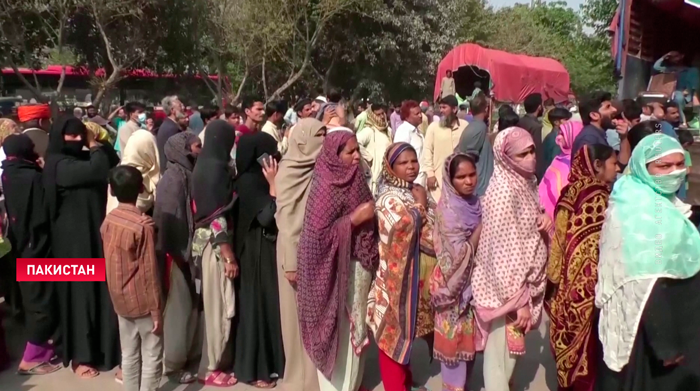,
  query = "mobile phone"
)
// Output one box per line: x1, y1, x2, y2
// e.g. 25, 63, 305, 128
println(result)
257, 153, 271, 167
